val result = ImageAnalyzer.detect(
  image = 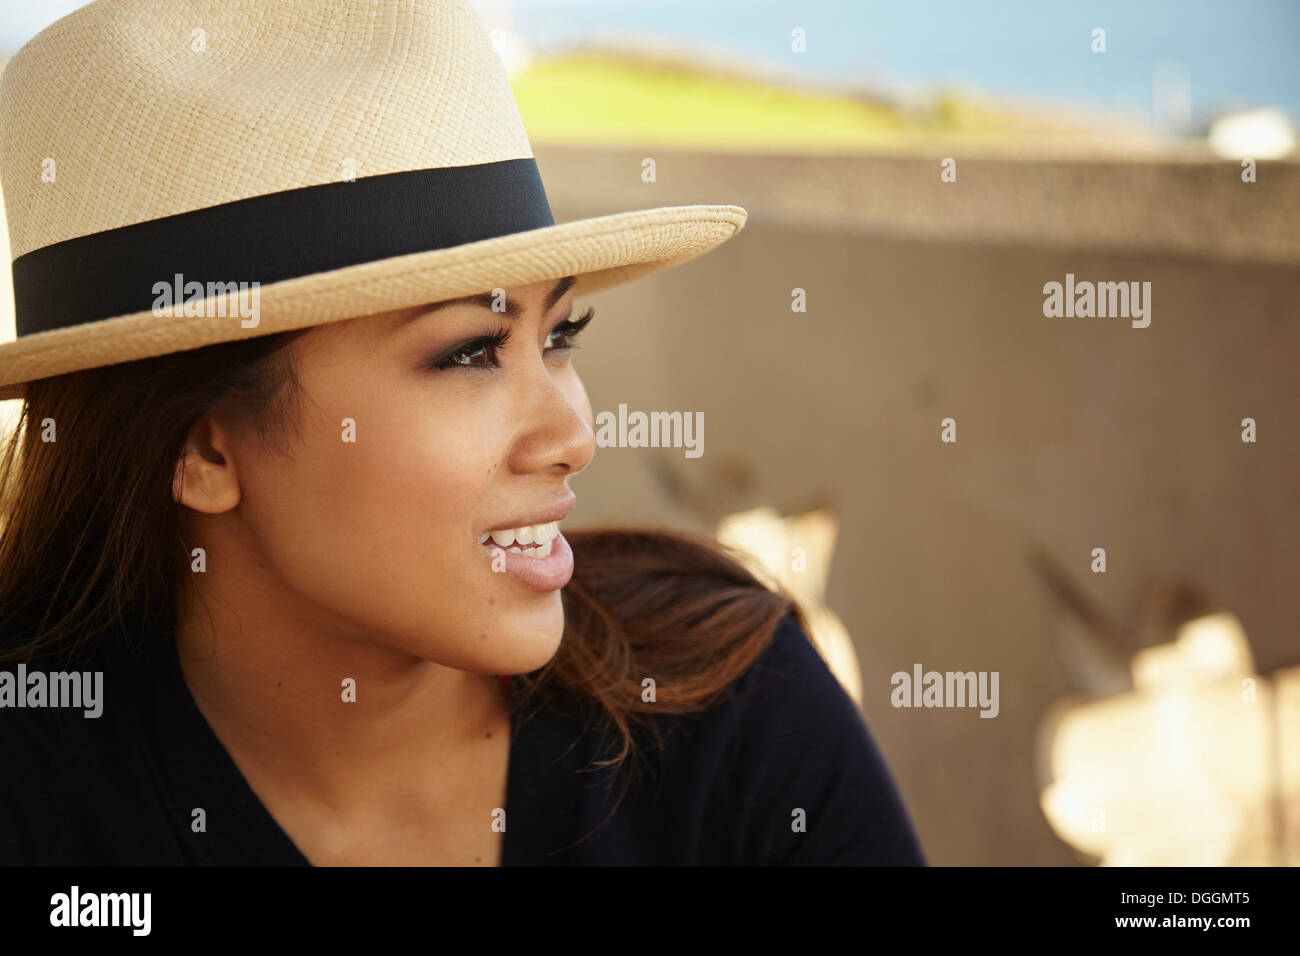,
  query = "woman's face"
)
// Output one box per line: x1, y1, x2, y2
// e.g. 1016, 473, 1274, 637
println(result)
185, 276, 596, 675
